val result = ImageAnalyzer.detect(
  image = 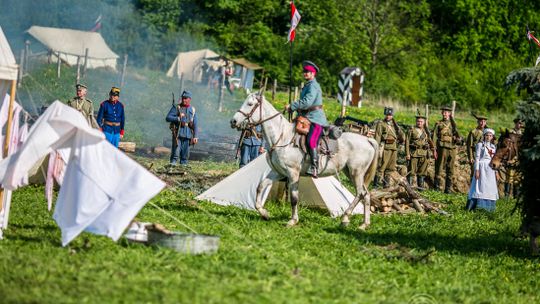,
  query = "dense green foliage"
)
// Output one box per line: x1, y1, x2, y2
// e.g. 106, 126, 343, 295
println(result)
505, 67, 540, 227
2, 0, 540, 112
0, 159, 538, 303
